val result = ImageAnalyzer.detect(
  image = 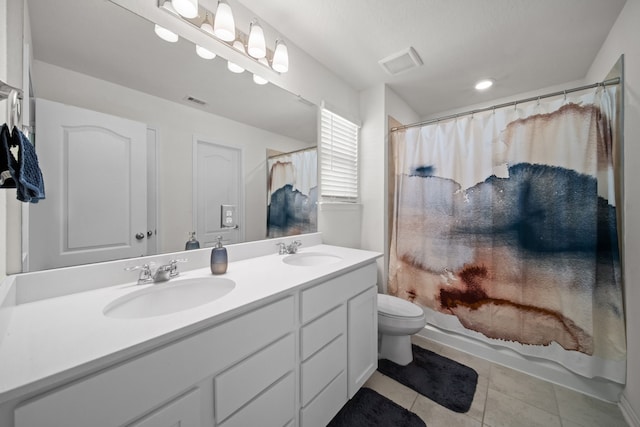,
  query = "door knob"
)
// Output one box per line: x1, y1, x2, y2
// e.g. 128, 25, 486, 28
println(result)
135, 232, 145, 240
